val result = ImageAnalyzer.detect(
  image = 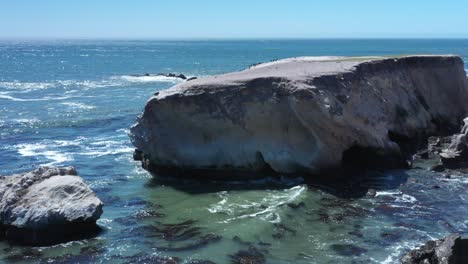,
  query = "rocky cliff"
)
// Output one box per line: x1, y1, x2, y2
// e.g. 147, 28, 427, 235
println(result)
131, 55, 468, 178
